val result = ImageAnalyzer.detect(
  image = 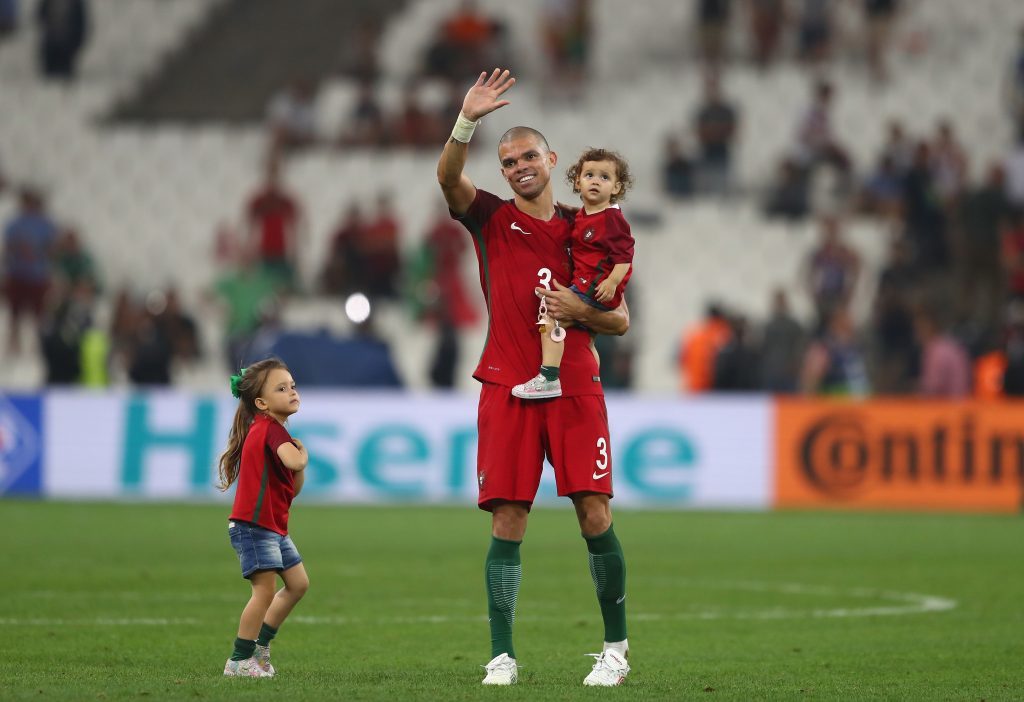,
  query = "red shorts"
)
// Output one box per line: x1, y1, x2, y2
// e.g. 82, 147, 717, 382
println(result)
476, 382, 613, 511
